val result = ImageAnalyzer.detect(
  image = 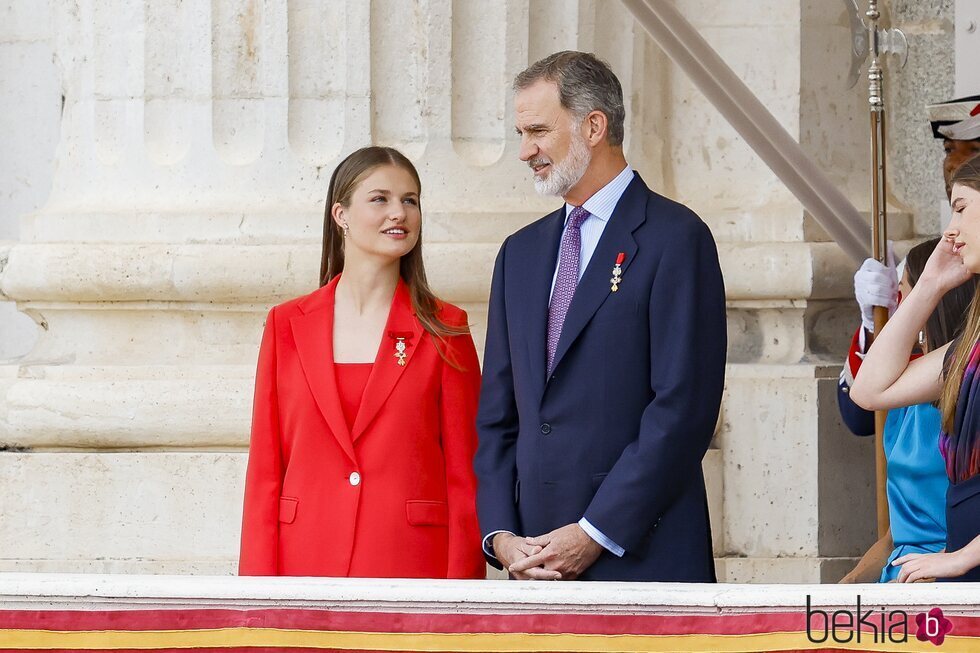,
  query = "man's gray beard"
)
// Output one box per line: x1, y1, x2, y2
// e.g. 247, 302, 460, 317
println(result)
533, 132, 591, 197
